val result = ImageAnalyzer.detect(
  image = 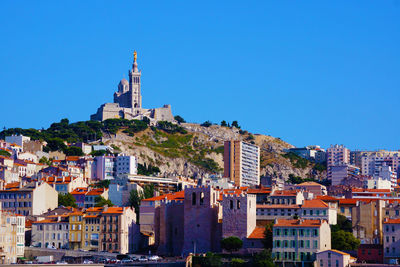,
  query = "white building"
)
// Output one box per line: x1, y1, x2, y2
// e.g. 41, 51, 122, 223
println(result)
223, 140, 260, 187
326, 145, 350, 180
5, 135, 30, 149
95, 156, 115, 180
115, 155, 137, 177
